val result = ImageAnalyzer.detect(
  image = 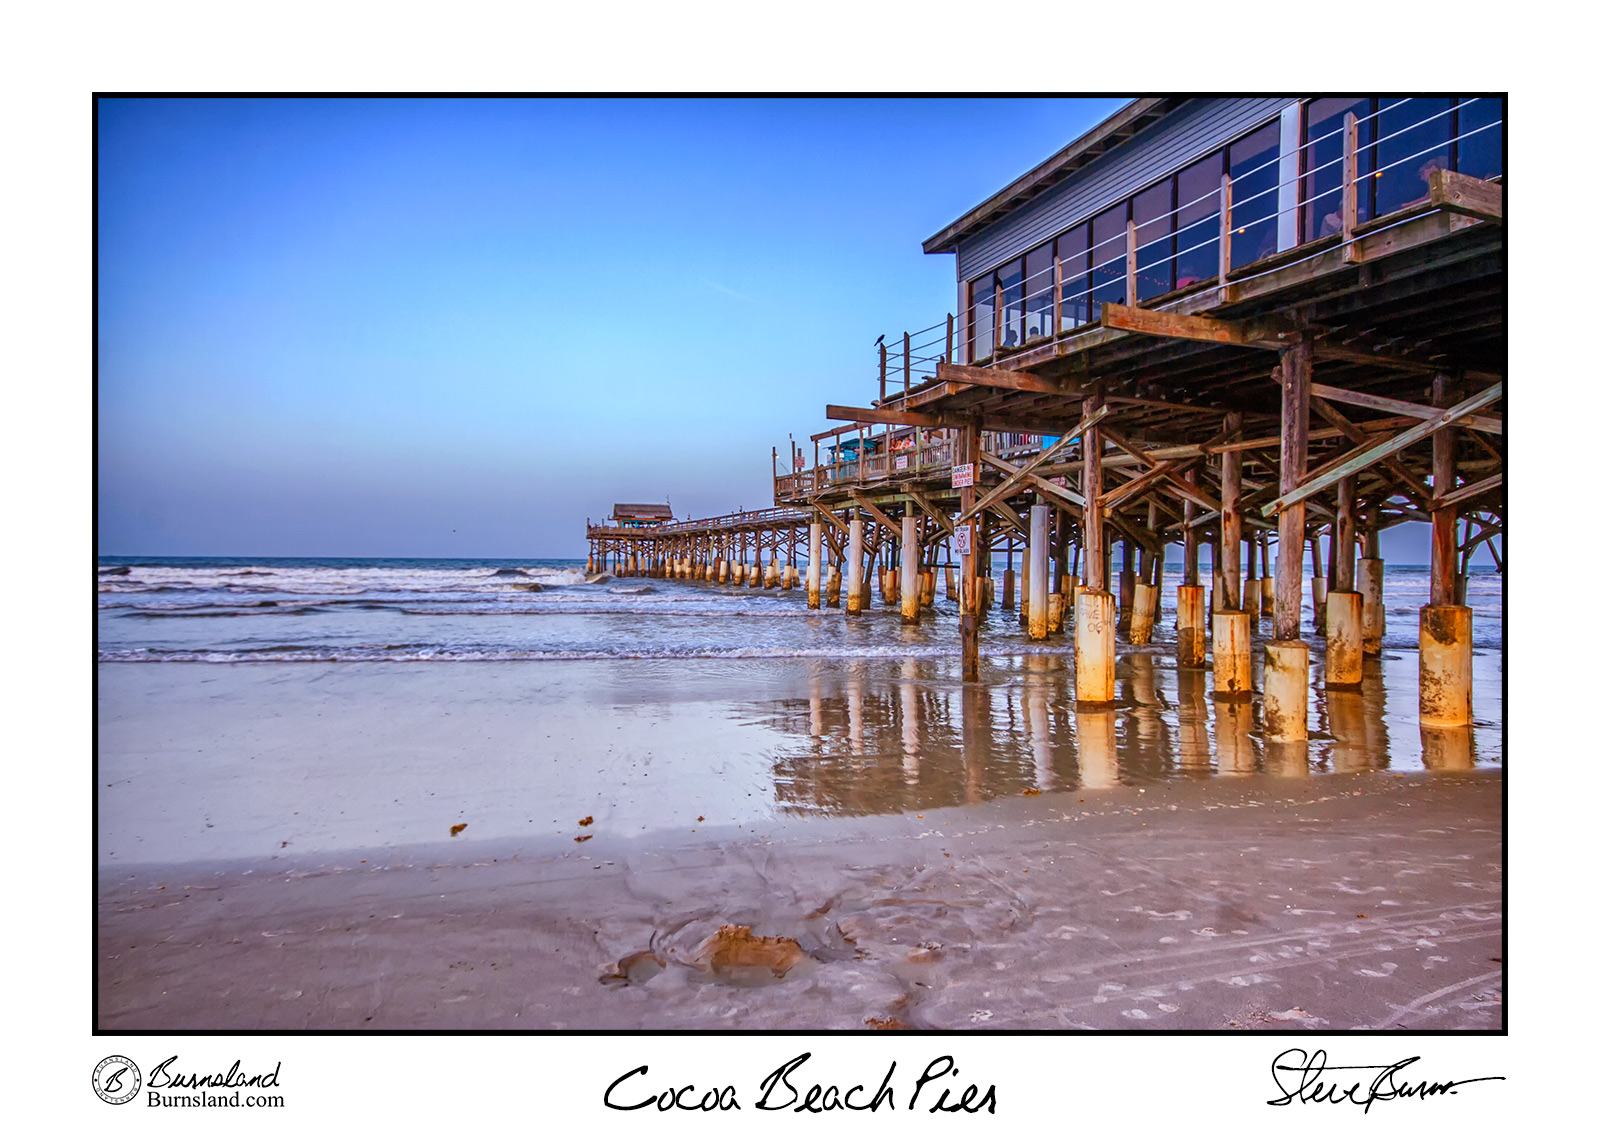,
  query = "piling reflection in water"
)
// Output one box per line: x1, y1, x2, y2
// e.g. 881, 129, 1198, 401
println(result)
1175, 670, 1211, 775
757, 637, 1497, 819
1420, 724, 1476, 771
